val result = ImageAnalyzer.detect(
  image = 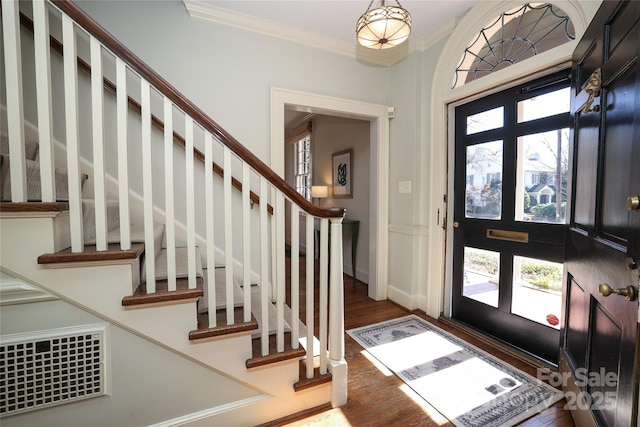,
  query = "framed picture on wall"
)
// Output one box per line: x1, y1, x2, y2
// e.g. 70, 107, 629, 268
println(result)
332, 149, 353, 198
